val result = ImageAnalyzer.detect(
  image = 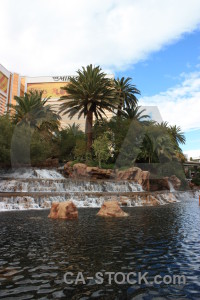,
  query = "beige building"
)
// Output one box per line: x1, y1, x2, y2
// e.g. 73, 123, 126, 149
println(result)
0, 64, 114, 130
